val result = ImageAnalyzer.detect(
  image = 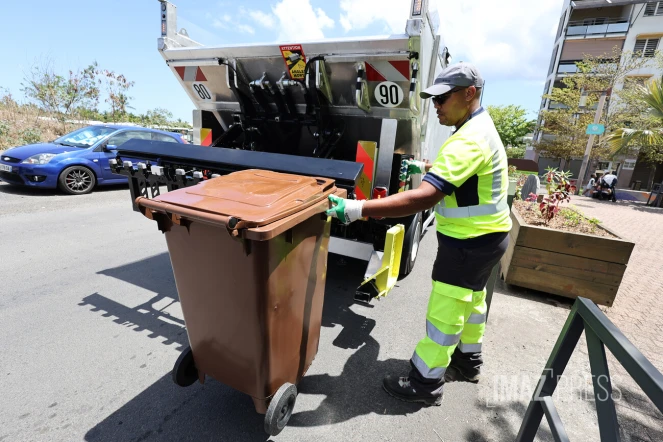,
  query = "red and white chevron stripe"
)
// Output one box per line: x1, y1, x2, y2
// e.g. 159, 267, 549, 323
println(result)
174, 66, 207, 82
365, 61, 410, 82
